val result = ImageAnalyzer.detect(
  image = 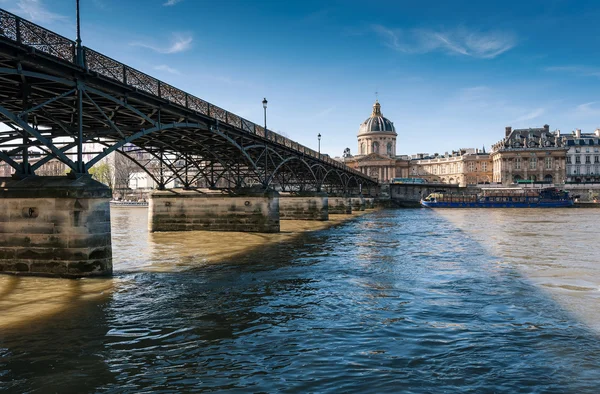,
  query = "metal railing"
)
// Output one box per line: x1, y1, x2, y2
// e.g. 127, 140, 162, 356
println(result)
0, 8, 368, 179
